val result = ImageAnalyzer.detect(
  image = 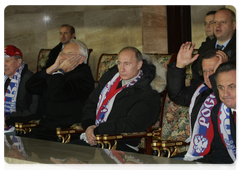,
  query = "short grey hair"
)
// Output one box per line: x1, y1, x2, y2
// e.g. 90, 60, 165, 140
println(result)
13, 55, 22, 60
70, 39, 88, 64
13, 55, 23, 64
